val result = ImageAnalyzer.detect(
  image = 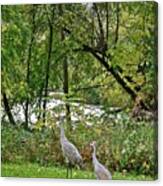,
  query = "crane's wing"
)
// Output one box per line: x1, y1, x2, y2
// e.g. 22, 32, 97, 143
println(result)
95, 162, 112, 180
62, 139, 82, 165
